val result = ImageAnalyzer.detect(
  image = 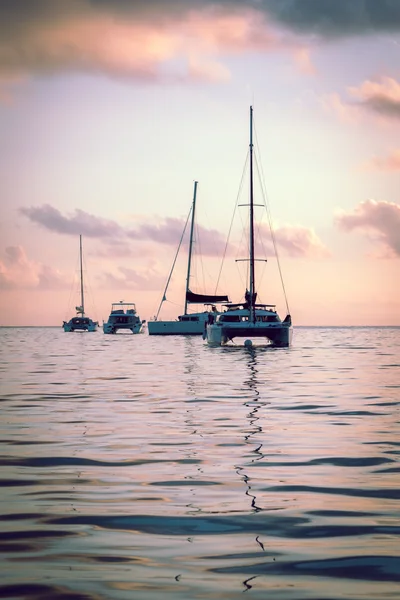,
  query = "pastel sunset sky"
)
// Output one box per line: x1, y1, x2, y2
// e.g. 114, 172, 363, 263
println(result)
1, 0, 399, 326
